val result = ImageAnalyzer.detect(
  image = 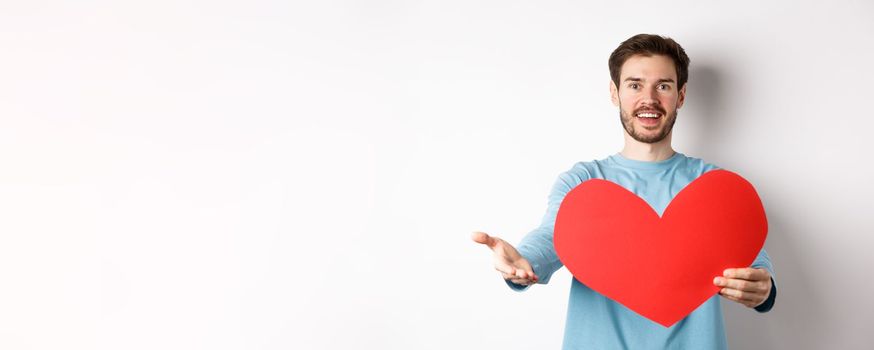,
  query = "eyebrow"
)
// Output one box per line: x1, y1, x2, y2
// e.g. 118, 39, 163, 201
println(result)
623, 77, 676, 84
